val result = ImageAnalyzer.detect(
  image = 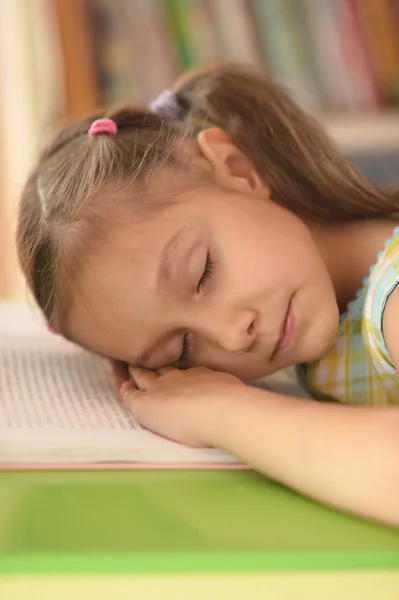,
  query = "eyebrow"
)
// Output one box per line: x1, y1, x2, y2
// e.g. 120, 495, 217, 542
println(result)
136, 225, 192, 366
